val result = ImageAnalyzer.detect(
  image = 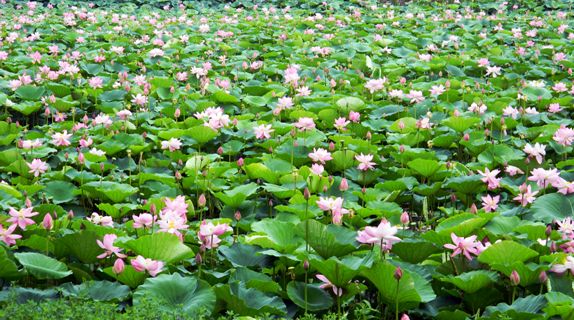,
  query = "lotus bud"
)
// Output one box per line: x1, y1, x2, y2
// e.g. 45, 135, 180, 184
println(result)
484, 128, 490, 137
545, 225, 552, 237
510, 270, 520, 286
304, 187, 310, 200
463, 133, 470, 141
67, 210, 74, 219
234, 210, 241, 221
45, 107, 51, 116
65, 152, 69, 160
237, 158, 244, 167
113, 258, 125, 274
366, 131, 372, 140
445, 80, 451, 88
399, 145, 405, 153
174, 108, 181, 118
232, 118, 238, 126
178, 159, 183, 166
539, 271, 547, 283
217, 146, 224, 155
25, 197, 32, 208
451, 194, 457, 203
401, 315, 410, 320
150, 204, 157, 215
329, 141, 335, 151
453, 109, 460, 117
268, 146, 273, 153
361, 187, 366, 194
42, 213, 53, 230
398, 120, 405, 130
269, 198, 273, 207
400, 211, 410, 225
550, 241, 557, 252
394, 267, 403, 281
339, 178, 349, 191
195, 253, 203, 265
99, 163, 105, 172
470, 203, 478, 214
198, 194, 207, 207
175, 170, 182, 180
78, 152, 85, 165
323, 185, 328, 193
303, 260, 309, 270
